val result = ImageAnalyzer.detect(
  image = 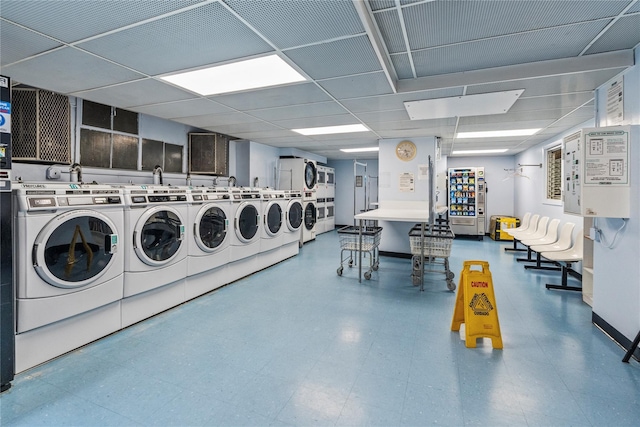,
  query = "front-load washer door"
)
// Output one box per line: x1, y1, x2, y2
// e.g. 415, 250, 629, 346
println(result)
304, 202, 317, 230
235, 202, 259, 243
264, 201, 283, 237
304, 161, 317, 190
287, 200, 303, 231
195, 205, 228, 253
134, 206, 185, 266
33, 209, 119, 289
